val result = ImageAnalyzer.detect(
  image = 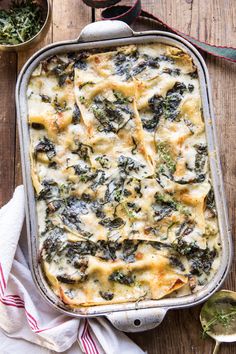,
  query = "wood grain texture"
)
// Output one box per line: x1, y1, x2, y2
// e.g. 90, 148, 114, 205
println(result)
0, 0, 235, 353
0, 52, 17, 206
52, 0, 91, 41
